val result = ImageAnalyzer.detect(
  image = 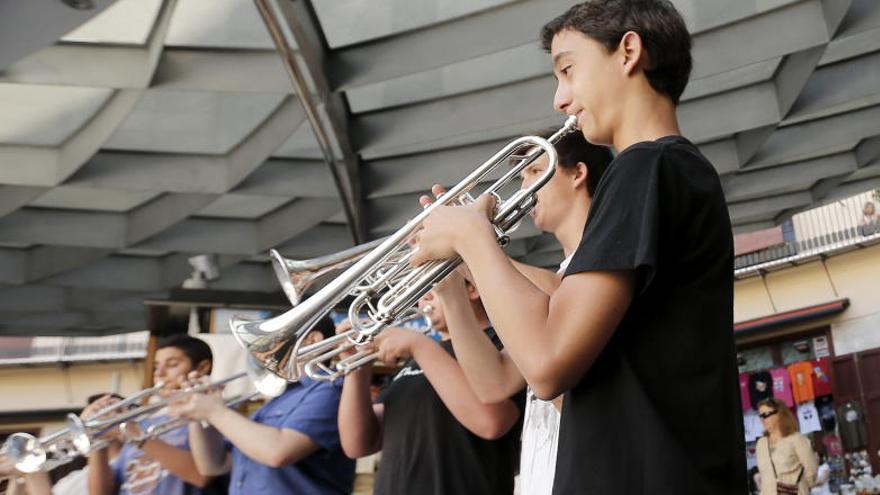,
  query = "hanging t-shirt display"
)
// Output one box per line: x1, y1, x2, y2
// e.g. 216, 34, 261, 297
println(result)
739, 373, 751, 411
743, 409, 764, 443
796, 400, 821, 434
815, 395, 837, 432
811, 358, 833, 397
770, 368, 794, 407
749, 371, 773, 409
836, 401, 868, 450
822, 433, 843, 457
788, 361, 815, 404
